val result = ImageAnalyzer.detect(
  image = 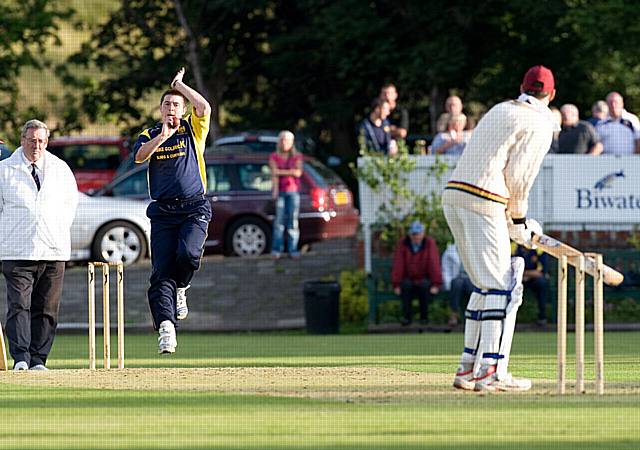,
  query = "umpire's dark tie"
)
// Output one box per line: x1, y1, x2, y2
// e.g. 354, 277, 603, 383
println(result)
31, 163, 41, 191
